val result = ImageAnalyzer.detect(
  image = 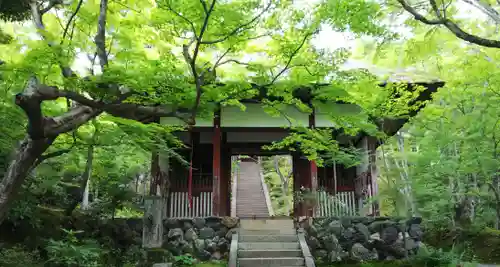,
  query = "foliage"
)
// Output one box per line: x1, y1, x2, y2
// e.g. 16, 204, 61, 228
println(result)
46, 229, 102, 267
174, 254, 197, 266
